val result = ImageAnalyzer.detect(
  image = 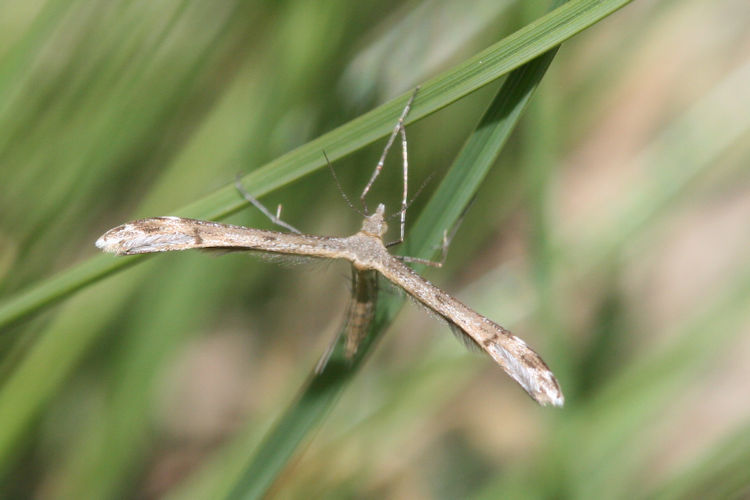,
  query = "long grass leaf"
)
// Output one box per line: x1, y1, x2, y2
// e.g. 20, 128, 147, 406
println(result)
223, 22, 563, 500
0, 0, 632, 329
